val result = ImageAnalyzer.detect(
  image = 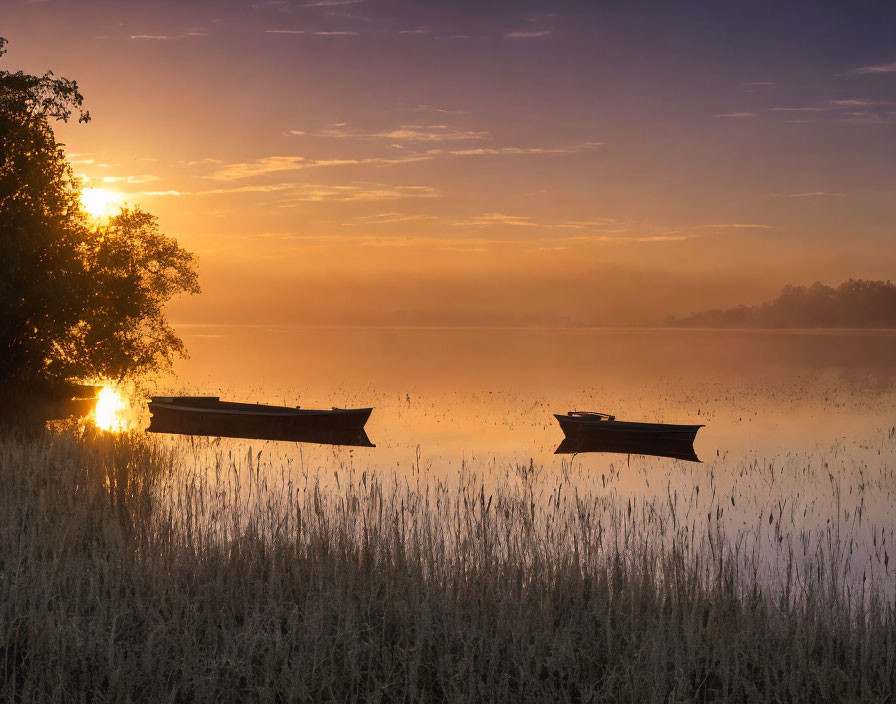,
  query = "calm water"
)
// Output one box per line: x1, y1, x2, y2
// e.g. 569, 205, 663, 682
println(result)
149, 327, 896, 592
159, 326, 896, 463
